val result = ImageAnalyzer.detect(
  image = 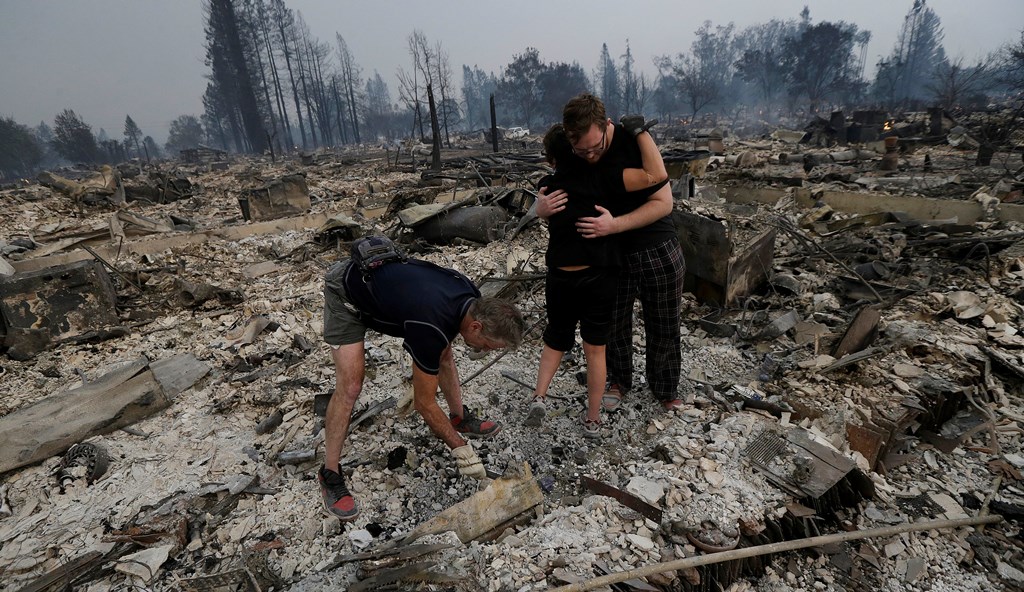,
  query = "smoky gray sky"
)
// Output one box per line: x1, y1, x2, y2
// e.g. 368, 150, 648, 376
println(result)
1, 0, 1020, 143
